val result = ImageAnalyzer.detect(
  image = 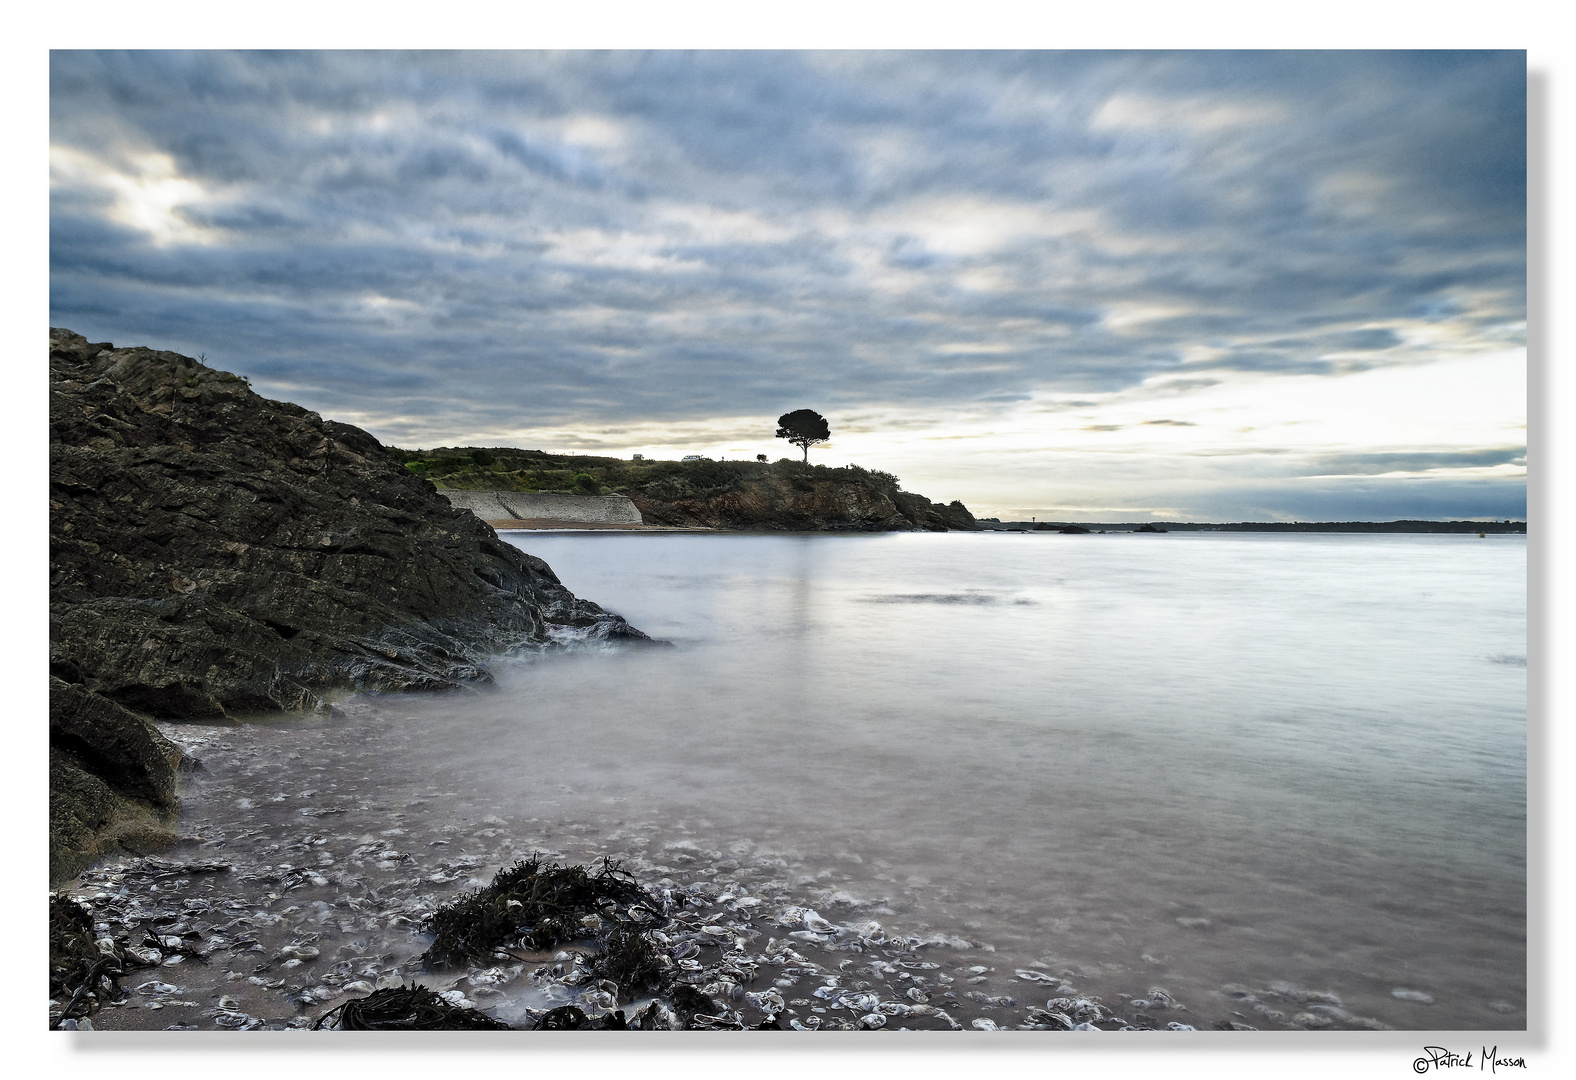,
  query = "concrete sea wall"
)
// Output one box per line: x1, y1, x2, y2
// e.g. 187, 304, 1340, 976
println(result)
439, 490, 644, 525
